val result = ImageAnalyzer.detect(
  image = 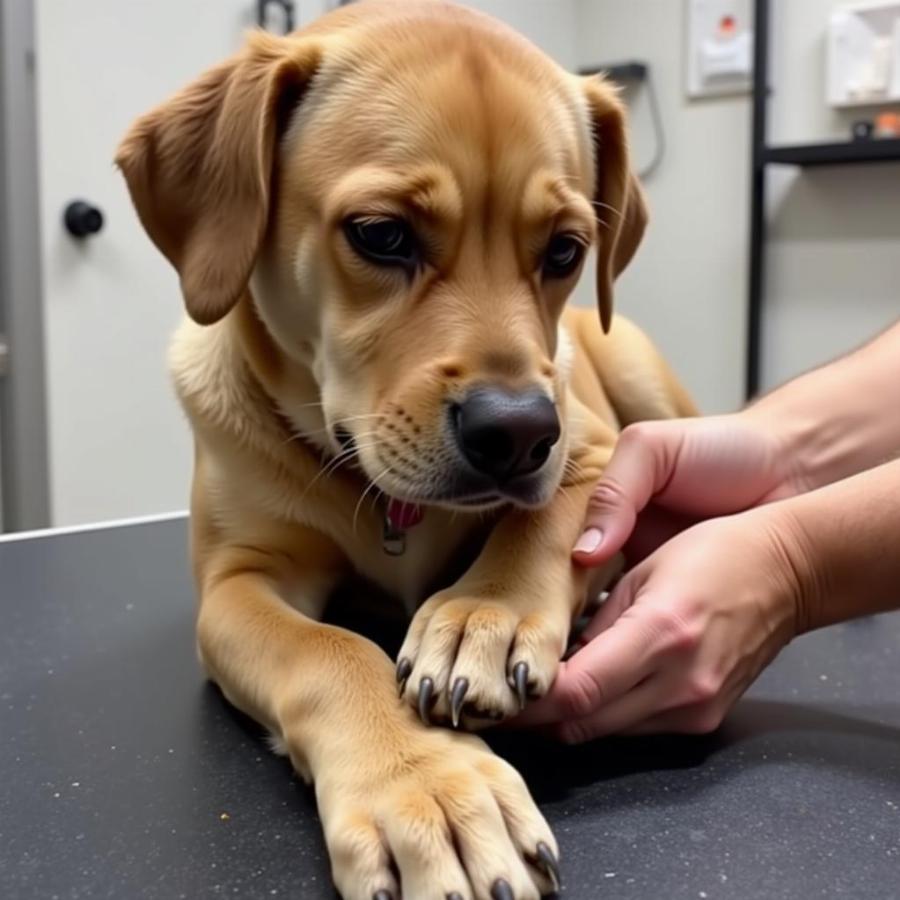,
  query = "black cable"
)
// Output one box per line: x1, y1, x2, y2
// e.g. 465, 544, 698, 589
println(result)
580, 62, 666, 180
